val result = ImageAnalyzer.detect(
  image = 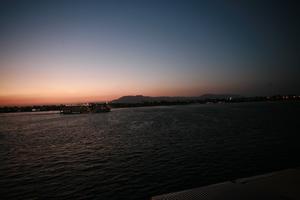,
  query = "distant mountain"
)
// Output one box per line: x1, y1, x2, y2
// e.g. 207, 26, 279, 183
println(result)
111, 94, 242, 104
199, 94, 242, 99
